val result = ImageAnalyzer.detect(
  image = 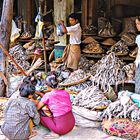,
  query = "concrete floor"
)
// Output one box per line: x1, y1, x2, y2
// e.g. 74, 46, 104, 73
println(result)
30, 125, 127, 140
